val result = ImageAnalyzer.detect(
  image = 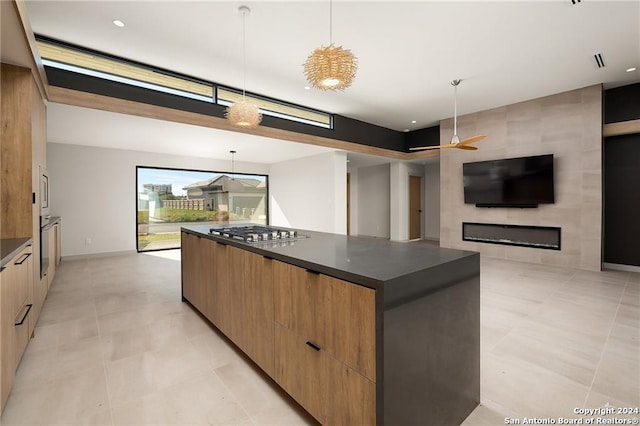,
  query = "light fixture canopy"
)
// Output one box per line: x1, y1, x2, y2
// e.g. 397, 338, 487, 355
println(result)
226, 6, 262, 129
303, 0, 357, 91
